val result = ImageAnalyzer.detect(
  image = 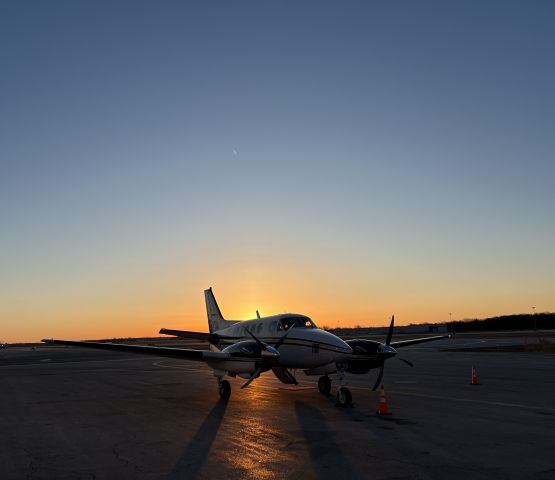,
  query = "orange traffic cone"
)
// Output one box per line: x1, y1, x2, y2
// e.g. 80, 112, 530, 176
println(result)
376, 384, 391, 415
471, 366, 479, 385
